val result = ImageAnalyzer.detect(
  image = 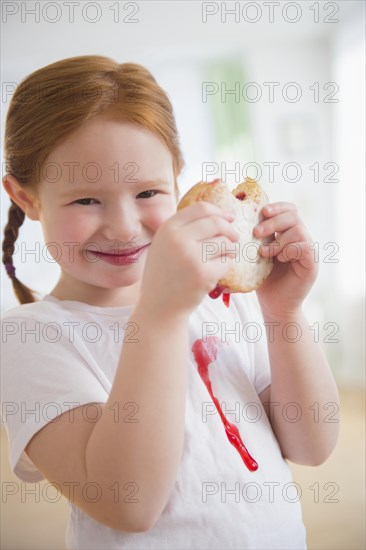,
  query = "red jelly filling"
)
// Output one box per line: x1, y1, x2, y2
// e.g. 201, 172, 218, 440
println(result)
208, 285, 224, 299
208, 285, 230, 308
222, 293, 230, 307
235, 192, 247, 201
